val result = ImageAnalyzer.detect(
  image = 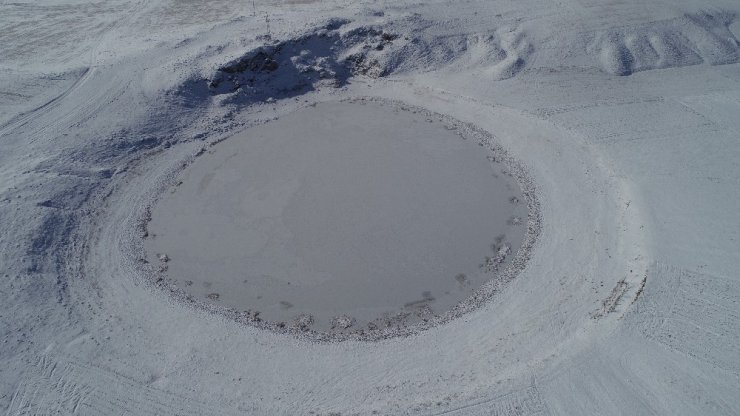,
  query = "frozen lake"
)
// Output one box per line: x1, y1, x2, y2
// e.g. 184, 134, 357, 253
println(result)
144, 101, 527, 331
